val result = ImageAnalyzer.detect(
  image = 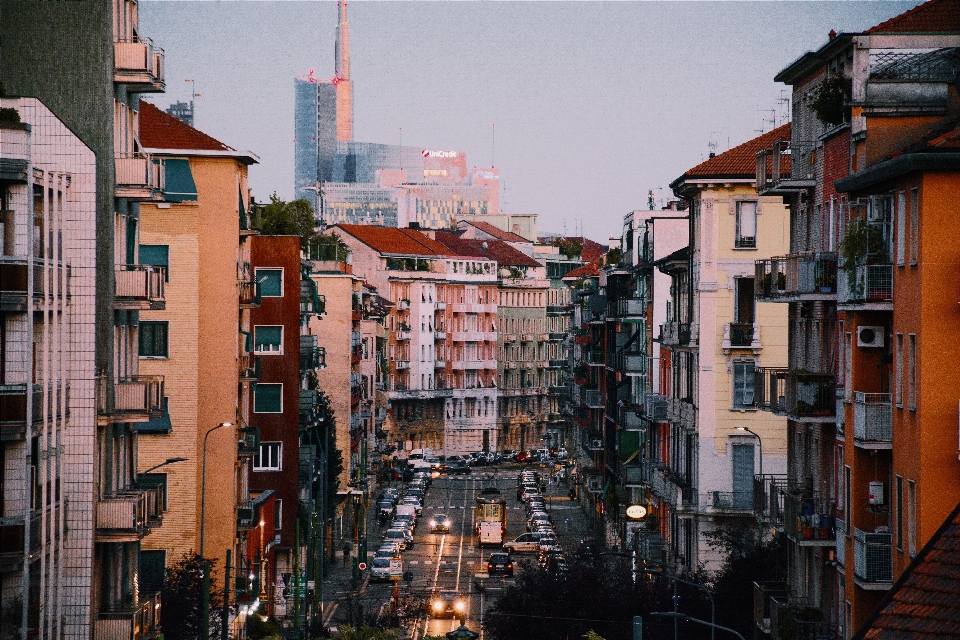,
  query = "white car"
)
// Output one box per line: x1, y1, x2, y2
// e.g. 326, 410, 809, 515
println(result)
503, 532, 544, 553
370, 556, 393, 582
